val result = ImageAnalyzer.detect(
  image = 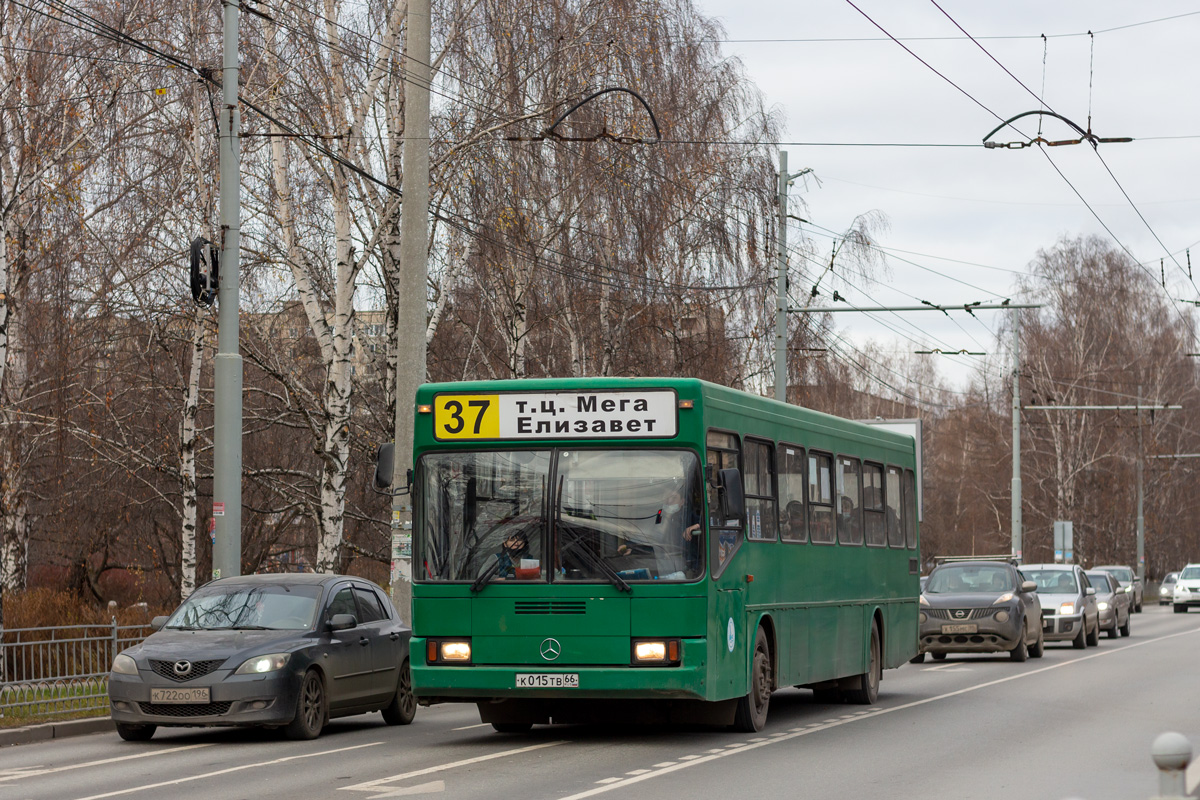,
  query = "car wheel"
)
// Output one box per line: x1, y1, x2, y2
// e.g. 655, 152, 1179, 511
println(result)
1119, 614, 1131, 637
732, 627, 773, 731
1107, 623, 1119, 639
931, 652, 947, 661
491, 722, 533, 733
1086, 619, 1099, 647
1135, 601, 1143, 613
115, 723, 156, 742
844, 623, 881, 705
381, 659, 417, 725
1175, 604, 1188, 613
909, 651, 926, 664
1009, 635, 1028, 662
285, 669, 327, 740
1072, 621, 1086, 649
1029, 629, 1044, 659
